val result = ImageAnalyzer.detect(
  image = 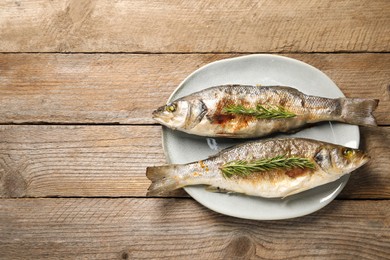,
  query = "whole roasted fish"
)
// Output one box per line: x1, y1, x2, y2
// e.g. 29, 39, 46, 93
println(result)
146, 138, 369, 198
153, 85, 378, 138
